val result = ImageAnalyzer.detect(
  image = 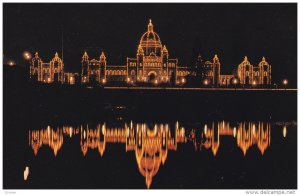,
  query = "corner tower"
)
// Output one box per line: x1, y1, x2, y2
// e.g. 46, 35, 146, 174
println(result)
100, 51, 107, 83
81, 51, 89, 83
258, 57, 271, 85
